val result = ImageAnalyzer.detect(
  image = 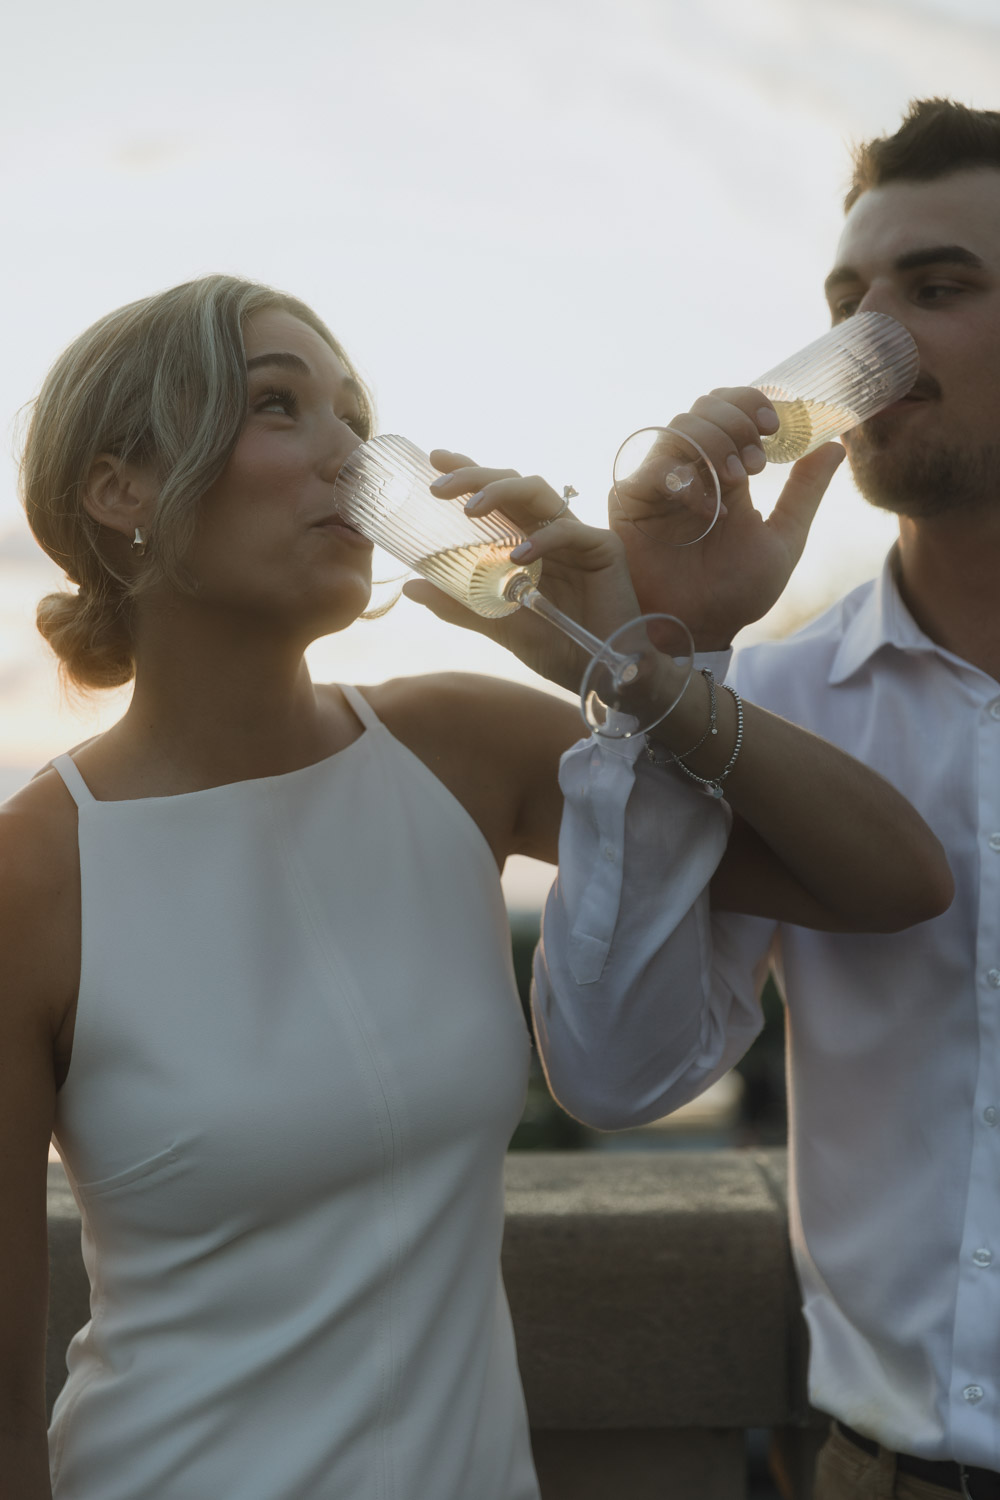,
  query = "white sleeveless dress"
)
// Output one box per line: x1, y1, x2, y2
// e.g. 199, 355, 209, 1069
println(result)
48, 685, 539, 1500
